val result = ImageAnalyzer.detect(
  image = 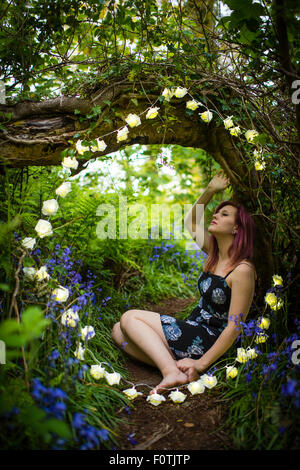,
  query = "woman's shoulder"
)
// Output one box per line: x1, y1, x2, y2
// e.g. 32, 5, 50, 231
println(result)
235, 259, 257, 280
